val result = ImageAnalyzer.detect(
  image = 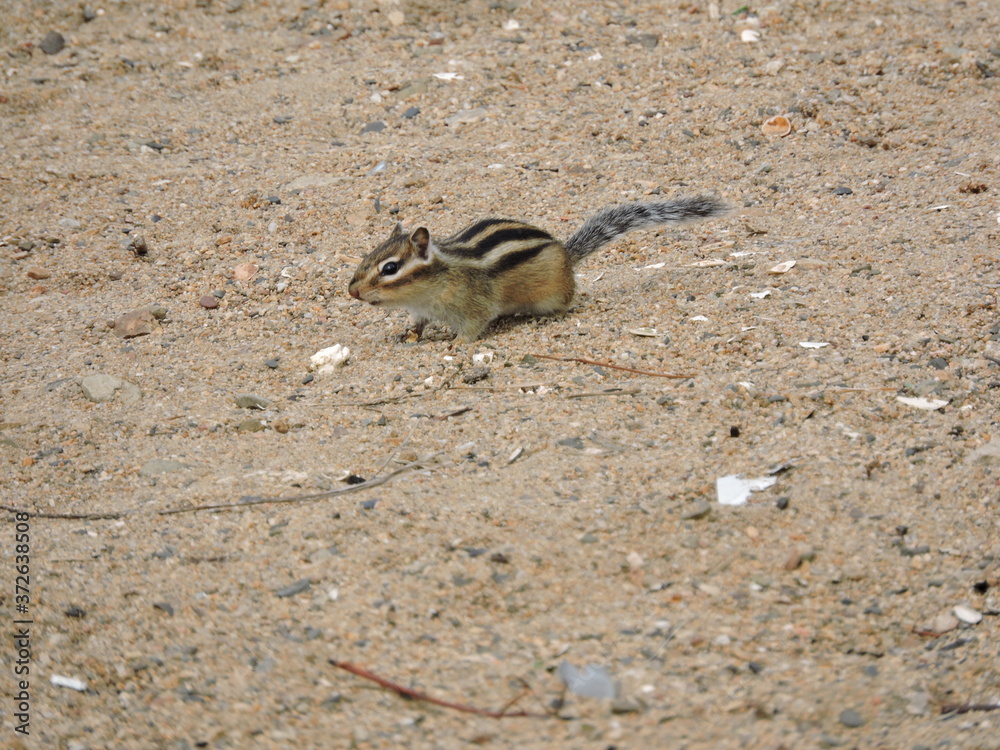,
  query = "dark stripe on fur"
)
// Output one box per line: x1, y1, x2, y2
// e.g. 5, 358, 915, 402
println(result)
443, 225, 554, 258
487, 243, 548, 276
448, 219, 510, 248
